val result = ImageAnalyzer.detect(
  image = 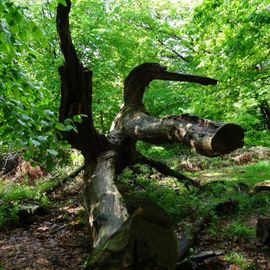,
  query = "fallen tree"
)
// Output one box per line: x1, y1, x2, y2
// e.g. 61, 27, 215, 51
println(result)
56, 1, 244, 269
